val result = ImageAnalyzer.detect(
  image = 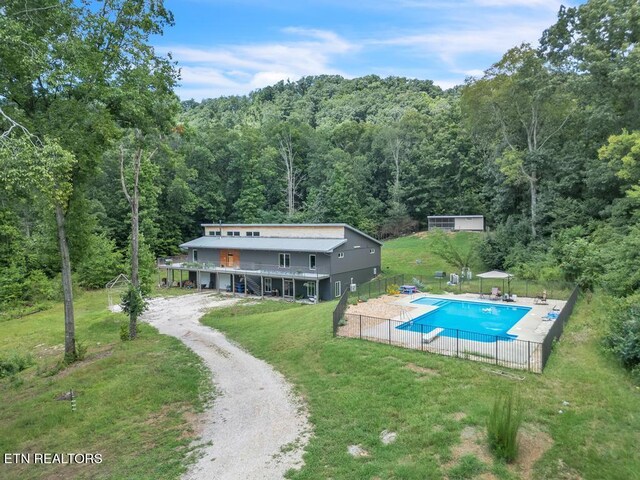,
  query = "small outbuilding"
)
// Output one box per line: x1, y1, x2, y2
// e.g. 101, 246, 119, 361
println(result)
427, 215, 484, 232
